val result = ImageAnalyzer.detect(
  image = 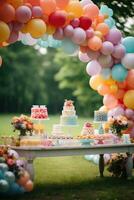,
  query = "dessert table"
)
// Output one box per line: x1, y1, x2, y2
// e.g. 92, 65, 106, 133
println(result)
11, 144, 134, 180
